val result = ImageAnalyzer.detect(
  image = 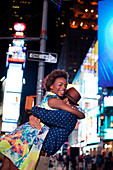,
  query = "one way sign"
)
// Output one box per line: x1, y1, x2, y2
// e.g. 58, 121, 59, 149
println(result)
27, 50, 57, 63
